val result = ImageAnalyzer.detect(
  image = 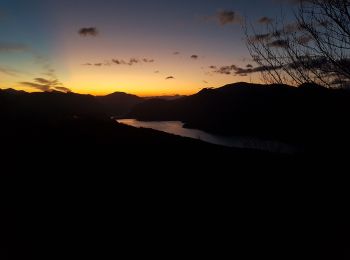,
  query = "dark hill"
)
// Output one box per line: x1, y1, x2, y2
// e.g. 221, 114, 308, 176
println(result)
0, 89, 106, 120
128, 82, 350, 152
0, 88, 276, 163
96, 91, 143, 116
